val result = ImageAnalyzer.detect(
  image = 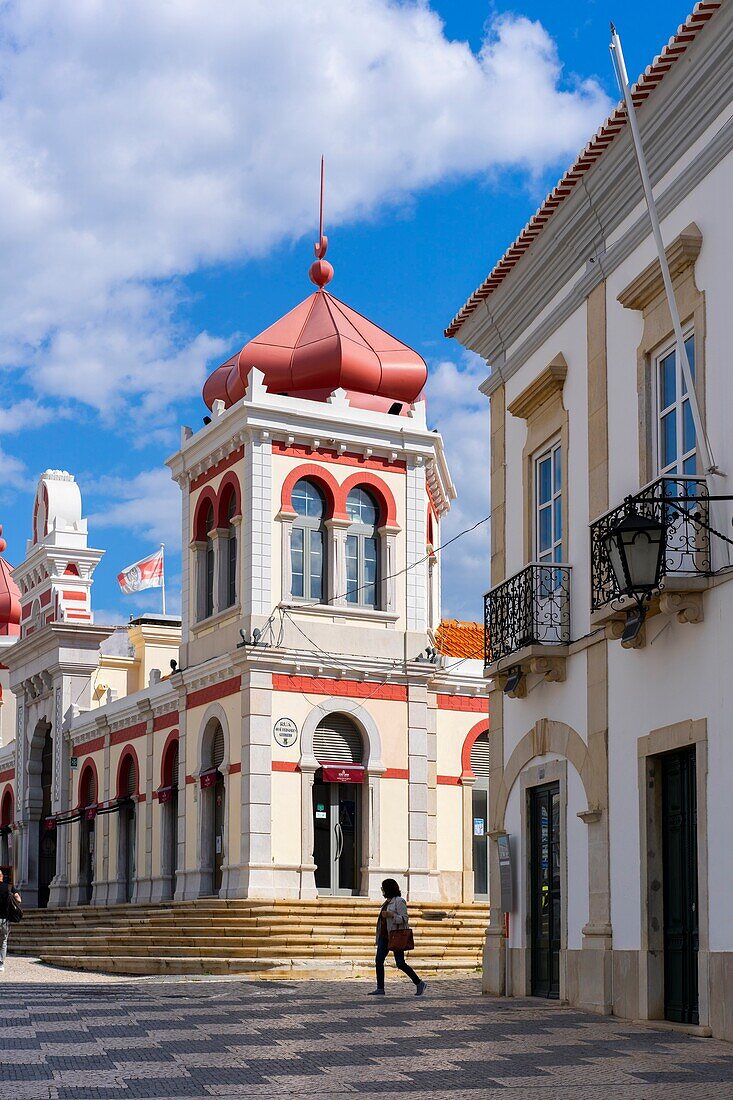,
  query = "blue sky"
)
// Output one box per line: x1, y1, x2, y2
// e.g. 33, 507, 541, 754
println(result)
0, 0, 695, 623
